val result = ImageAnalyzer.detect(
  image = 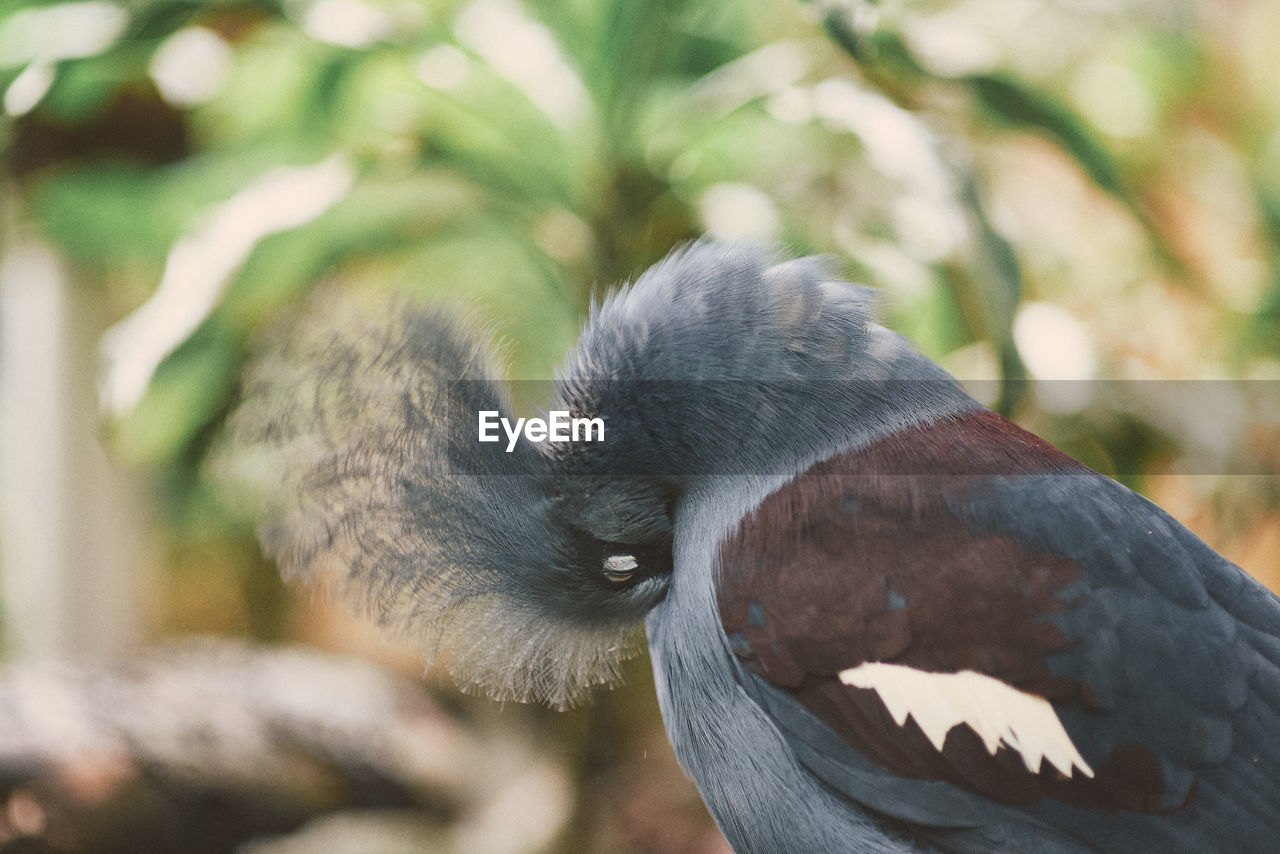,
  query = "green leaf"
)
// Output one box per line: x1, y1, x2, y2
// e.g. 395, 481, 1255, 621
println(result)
33, 163, 186, 267
221, 169, 488, 322
112, 320, 240, 466
968, 73, 1125, 196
